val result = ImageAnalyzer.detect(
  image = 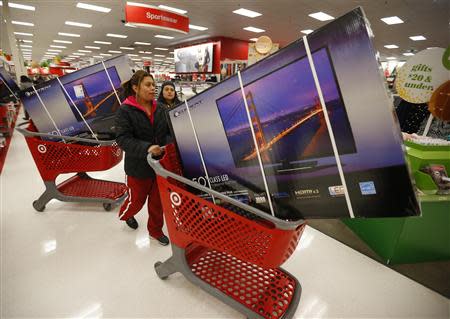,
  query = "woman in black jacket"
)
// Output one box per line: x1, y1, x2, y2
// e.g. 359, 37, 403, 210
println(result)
115, 70, 170, 246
